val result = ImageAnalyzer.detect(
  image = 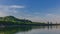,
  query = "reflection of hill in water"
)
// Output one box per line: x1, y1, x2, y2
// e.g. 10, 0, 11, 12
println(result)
0, 26, 32, 34
0, 25, 60, 34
